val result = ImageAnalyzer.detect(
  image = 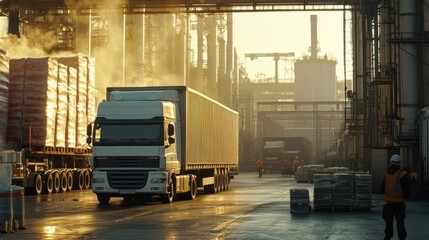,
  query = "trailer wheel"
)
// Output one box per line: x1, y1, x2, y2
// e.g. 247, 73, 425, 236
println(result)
66, 171, 73, 192
97, 194, 110, 205
161, 180, 175, 204
34, 174, 43, 195
225, 169, 230, 190
220, 169, 225, 192
43, 172, 54, 194
53, 172, 60, 193
185, 175, 197, 200
60, 172, 68, 193
83, 170, 91, 190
